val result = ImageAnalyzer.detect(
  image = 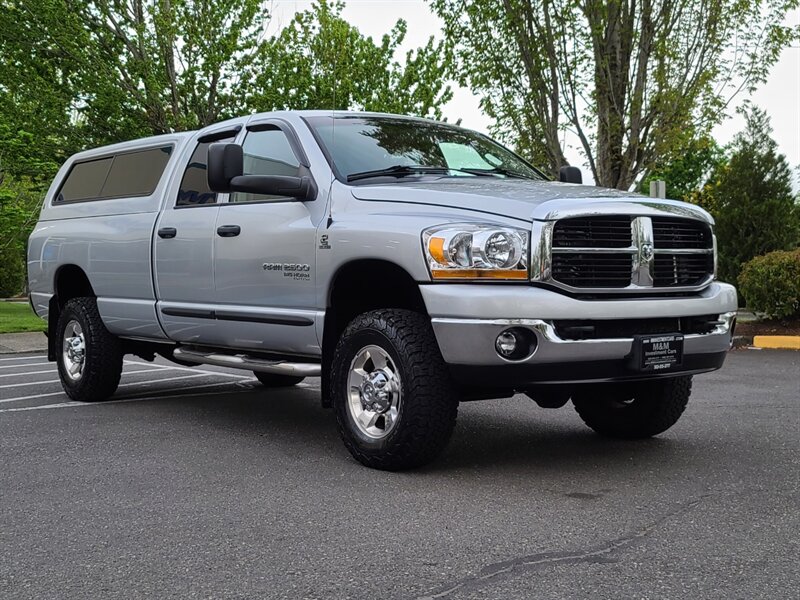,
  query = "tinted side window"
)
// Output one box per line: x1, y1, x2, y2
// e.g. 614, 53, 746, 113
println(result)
230, 128, 301, 203
177, 138, 234, 207
101, 147, 172, 198
56, 146, 172, 203
56, 157, 113, 203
